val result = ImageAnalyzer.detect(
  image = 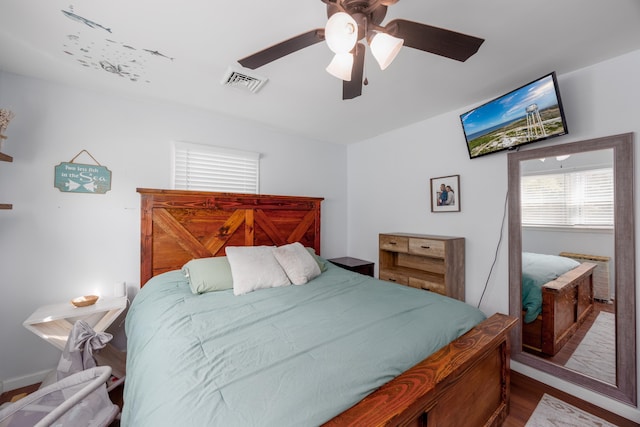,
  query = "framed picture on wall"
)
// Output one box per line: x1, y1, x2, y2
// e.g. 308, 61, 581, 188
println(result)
430, 175, 460, 212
